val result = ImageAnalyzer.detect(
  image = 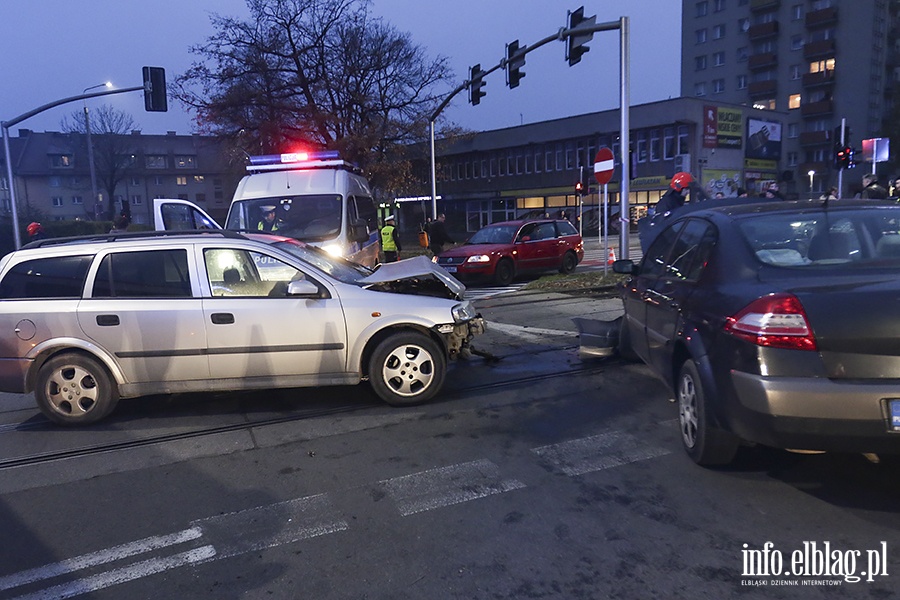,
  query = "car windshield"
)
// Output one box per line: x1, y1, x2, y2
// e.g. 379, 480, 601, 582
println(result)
738, 207, 900, 268
226, 196, 343, 242
271, 240, 372, 283
467, 224, 519, 245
